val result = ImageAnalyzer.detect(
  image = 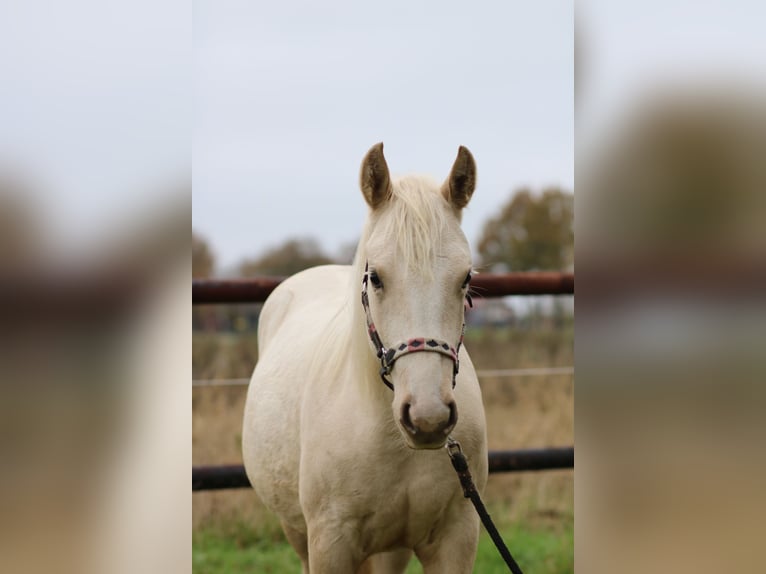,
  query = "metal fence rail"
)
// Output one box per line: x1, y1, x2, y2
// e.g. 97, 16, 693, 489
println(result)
192, 447, 574, 491
192, 271, 574, 304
